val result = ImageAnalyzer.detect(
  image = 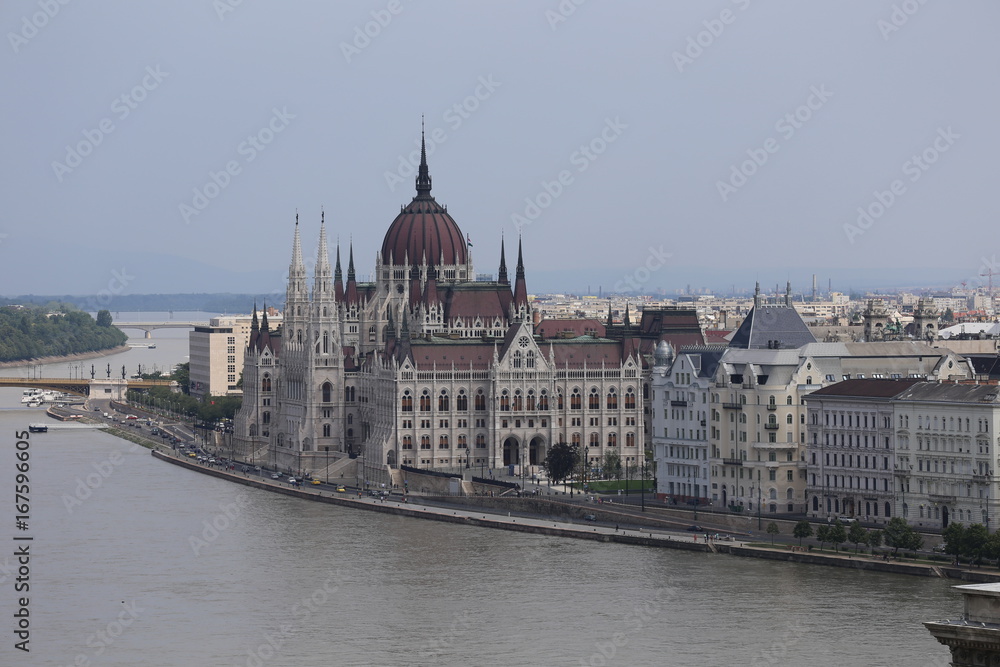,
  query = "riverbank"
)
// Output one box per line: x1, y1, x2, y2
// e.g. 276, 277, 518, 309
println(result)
0, 344, 130, 369
145, 445, 1000, 582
